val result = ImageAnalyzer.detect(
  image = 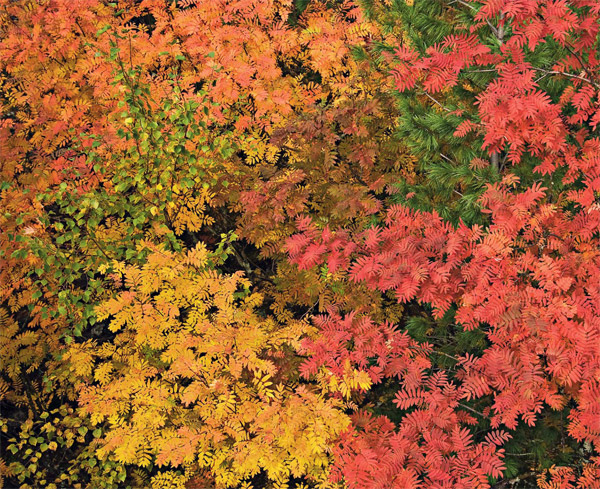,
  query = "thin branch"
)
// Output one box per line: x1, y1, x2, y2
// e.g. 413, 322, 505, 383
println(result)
433, 350, 460, 362
88, 234, 113, 261
532, 67, 600, 89
439, 153, 456, 164
423, 91, 451, 112
458, 402, 488, 419
564, 42, 596, 84
533, 72, 550, 84
301, 299, 319, 320
486, 19, 499, 38
450, 0, 476, 11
